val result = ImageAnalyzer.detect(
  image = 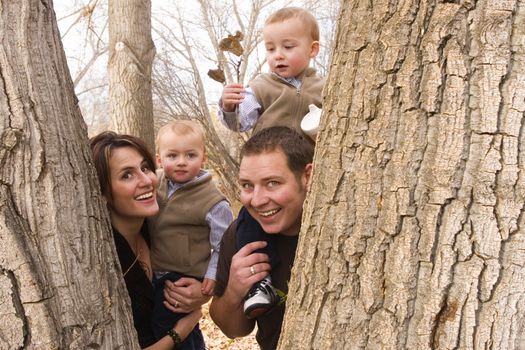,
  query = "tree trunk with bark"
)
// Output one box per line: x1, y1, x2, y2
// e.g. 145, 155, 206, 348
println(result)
280, 1, 525, 349
0, 1, 139, 348
108, 0, 156, 151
